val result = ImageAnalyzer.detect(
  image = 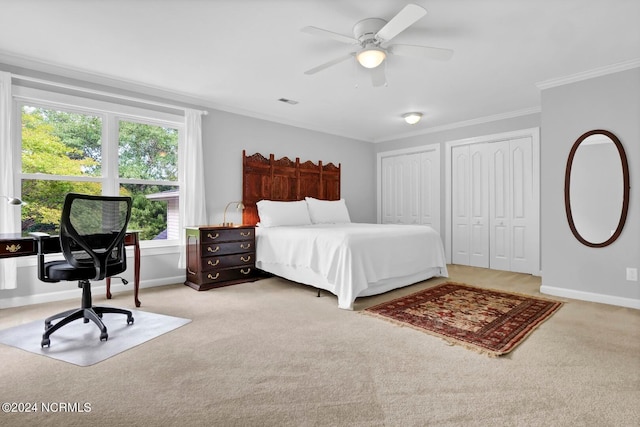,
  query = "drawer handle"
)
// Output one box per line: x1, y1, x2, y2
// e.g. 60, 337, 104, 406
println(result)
240, 268, 251, 275
240, 255, 251, 262
207, 232, 220, 240
207, 259, 220, 267
207, 272, 220, 280
207, 246, 220, 253
6, 244, 21, 253
240, 231, 251, 237
240, 243, 251, 249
